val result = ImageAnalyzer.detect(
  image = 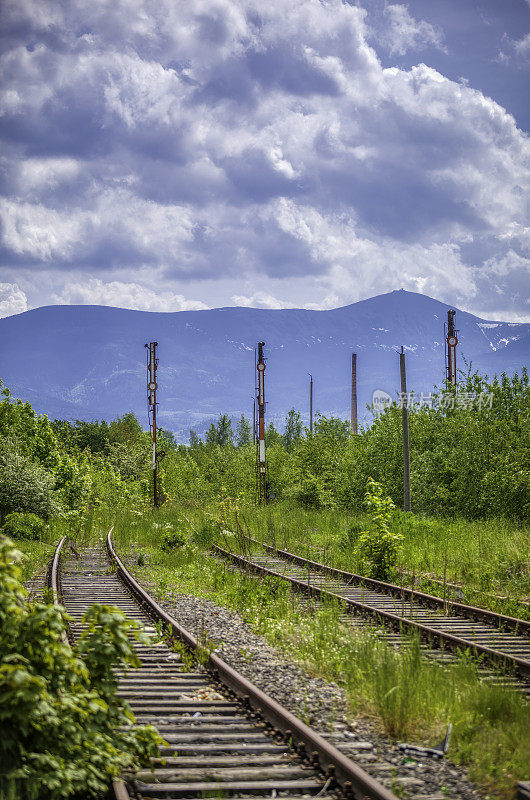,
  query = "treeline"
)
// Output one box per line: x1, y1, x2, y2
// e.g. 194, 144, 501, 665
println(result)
1, 369, 529, 528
